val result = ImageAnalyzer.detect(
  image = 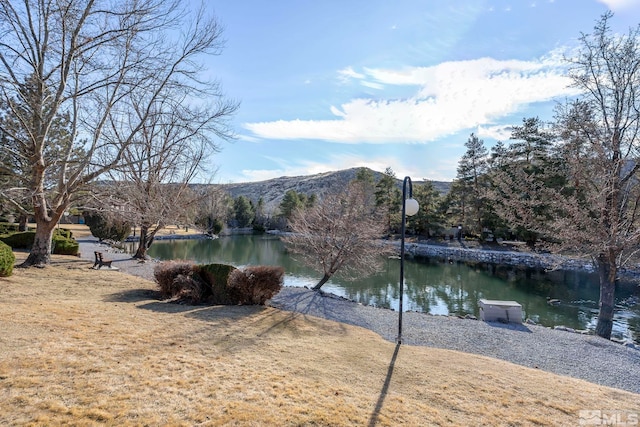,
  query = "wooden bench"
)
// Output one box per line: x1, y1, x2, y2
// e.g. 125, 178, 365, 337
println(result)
93, 251, 113, 269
